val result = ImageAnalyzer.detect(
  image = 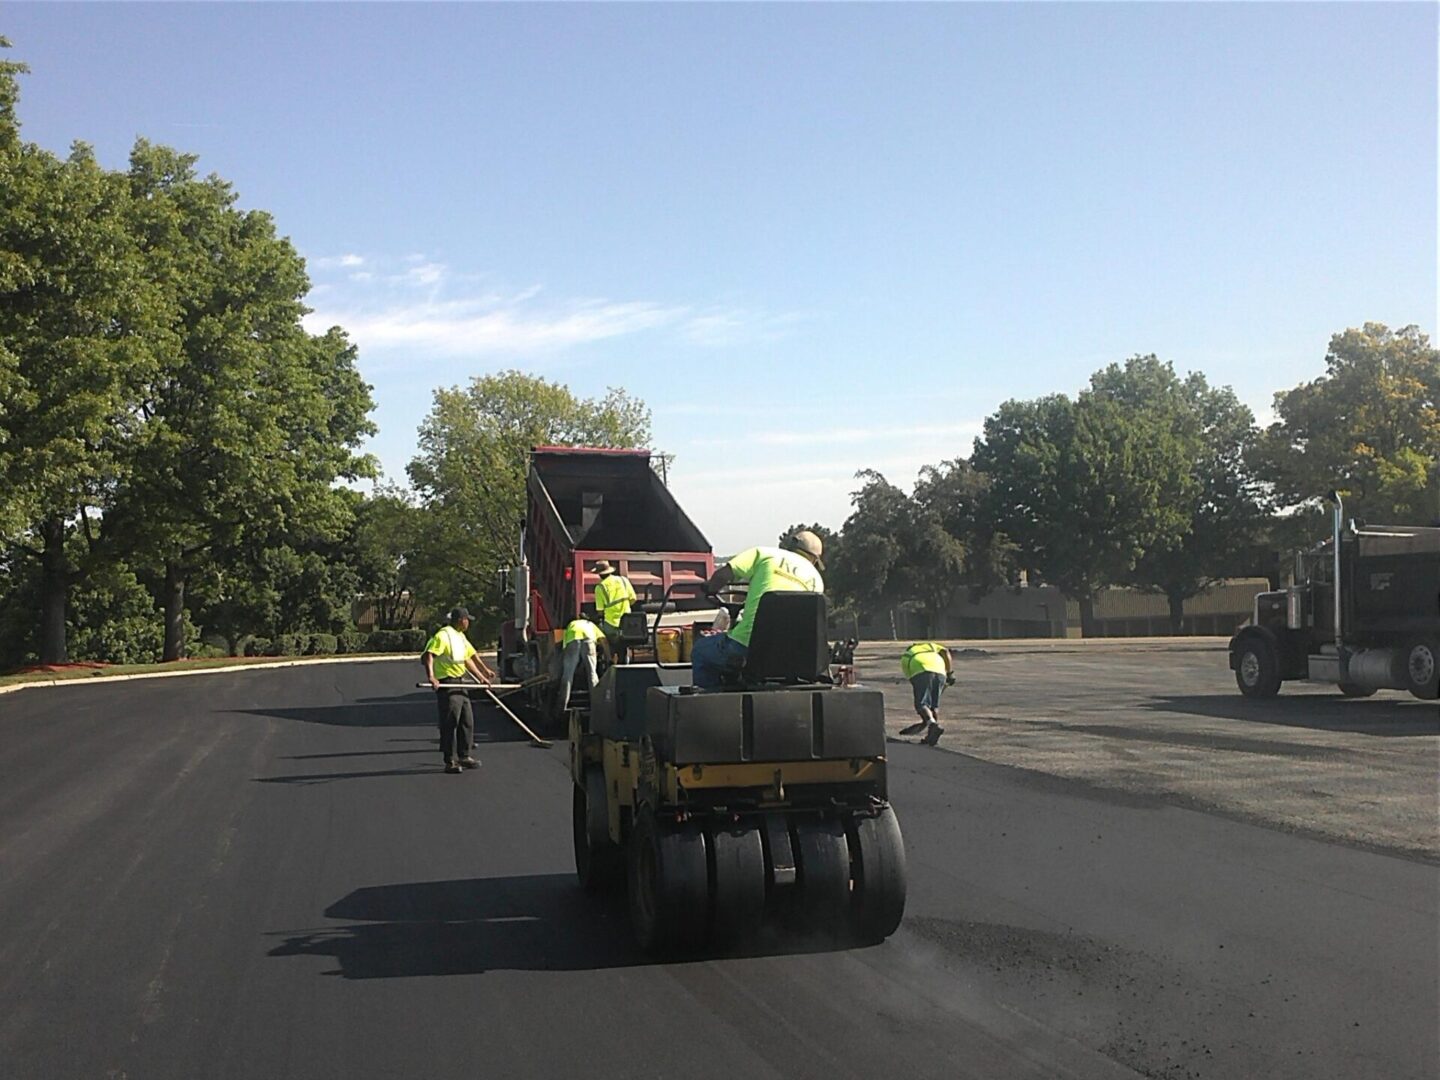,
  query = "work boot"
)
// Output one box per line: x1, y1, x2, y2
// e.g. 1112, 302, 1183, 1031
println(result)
922, 723, 944, 746
444, 760, 462, 774
899, 720, 928, 736
460, 757, 480, 769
